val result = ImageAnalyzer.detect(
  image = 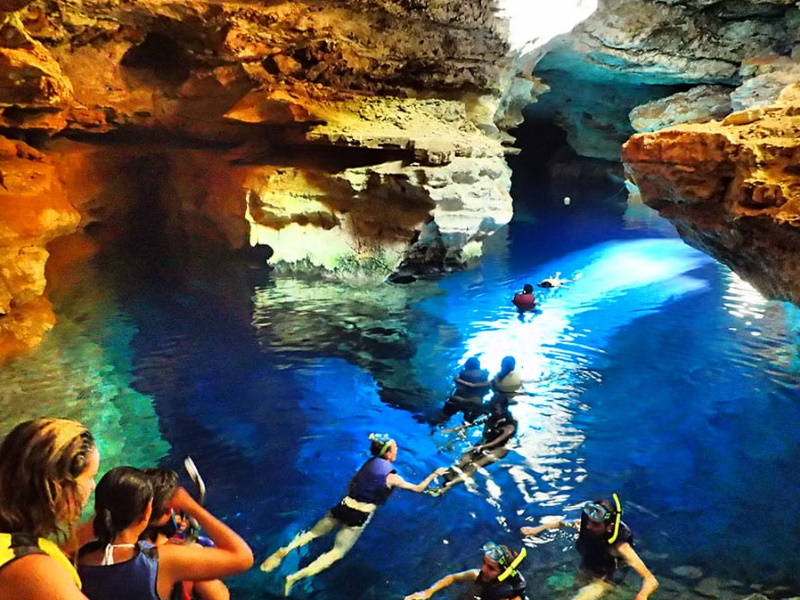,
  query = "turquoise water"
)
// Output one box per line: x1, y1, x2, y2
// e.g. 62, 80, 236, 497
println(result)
1, 197, 799, 599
